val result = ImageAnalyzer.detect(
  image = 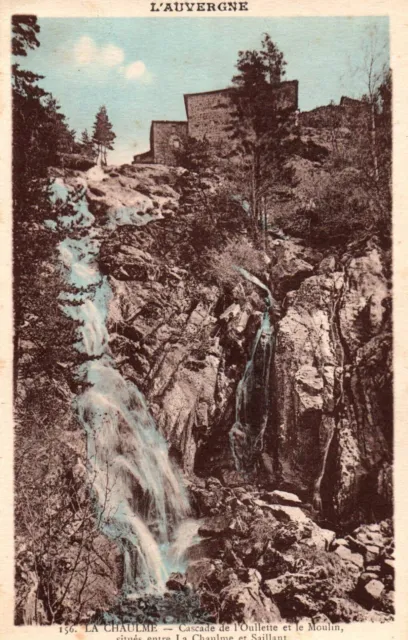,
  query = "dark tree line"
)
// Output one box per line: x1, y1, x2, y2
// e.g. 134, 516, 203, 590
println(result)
12, 17, 120, 624
12, 15, 117, 346
12, 15, 115, 199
